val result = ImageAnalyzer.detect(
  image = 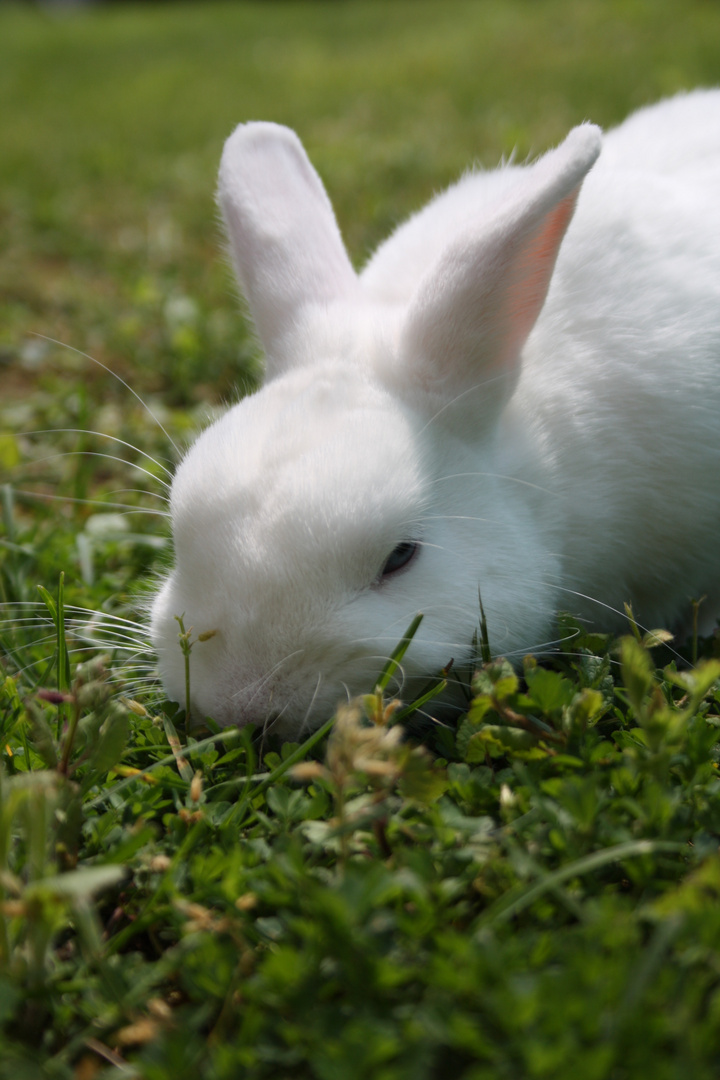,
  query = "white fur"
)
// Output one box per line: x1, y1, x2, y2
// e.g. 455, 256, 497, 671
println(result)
150, 90, 720, 733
